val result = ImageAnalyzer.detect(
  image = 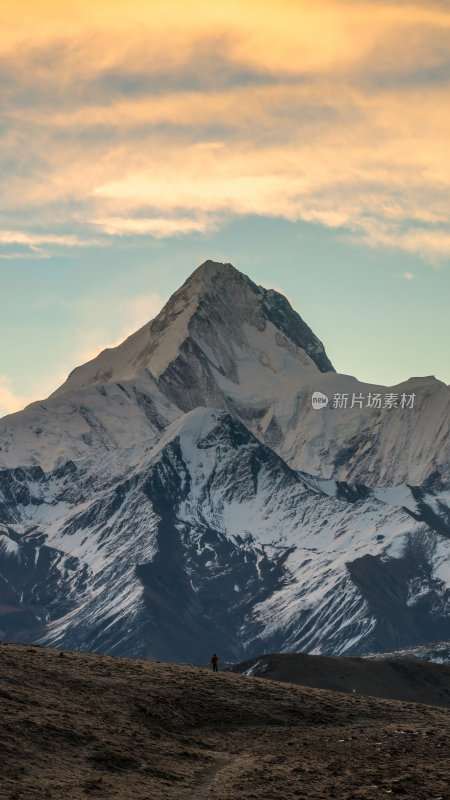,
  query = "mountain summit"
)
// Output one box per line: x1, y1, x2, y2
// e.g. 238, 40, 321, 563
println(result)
52, 260, 334, 402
